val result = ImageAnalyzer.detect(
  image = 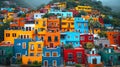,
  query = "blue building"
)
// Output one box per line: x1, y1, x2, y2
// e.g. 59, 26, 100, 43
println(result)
60, 32, 80, 48
42, 47, 61, 67
49, 9, 73, 18
13, 39, 31, 61
74, 17, 88, 33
